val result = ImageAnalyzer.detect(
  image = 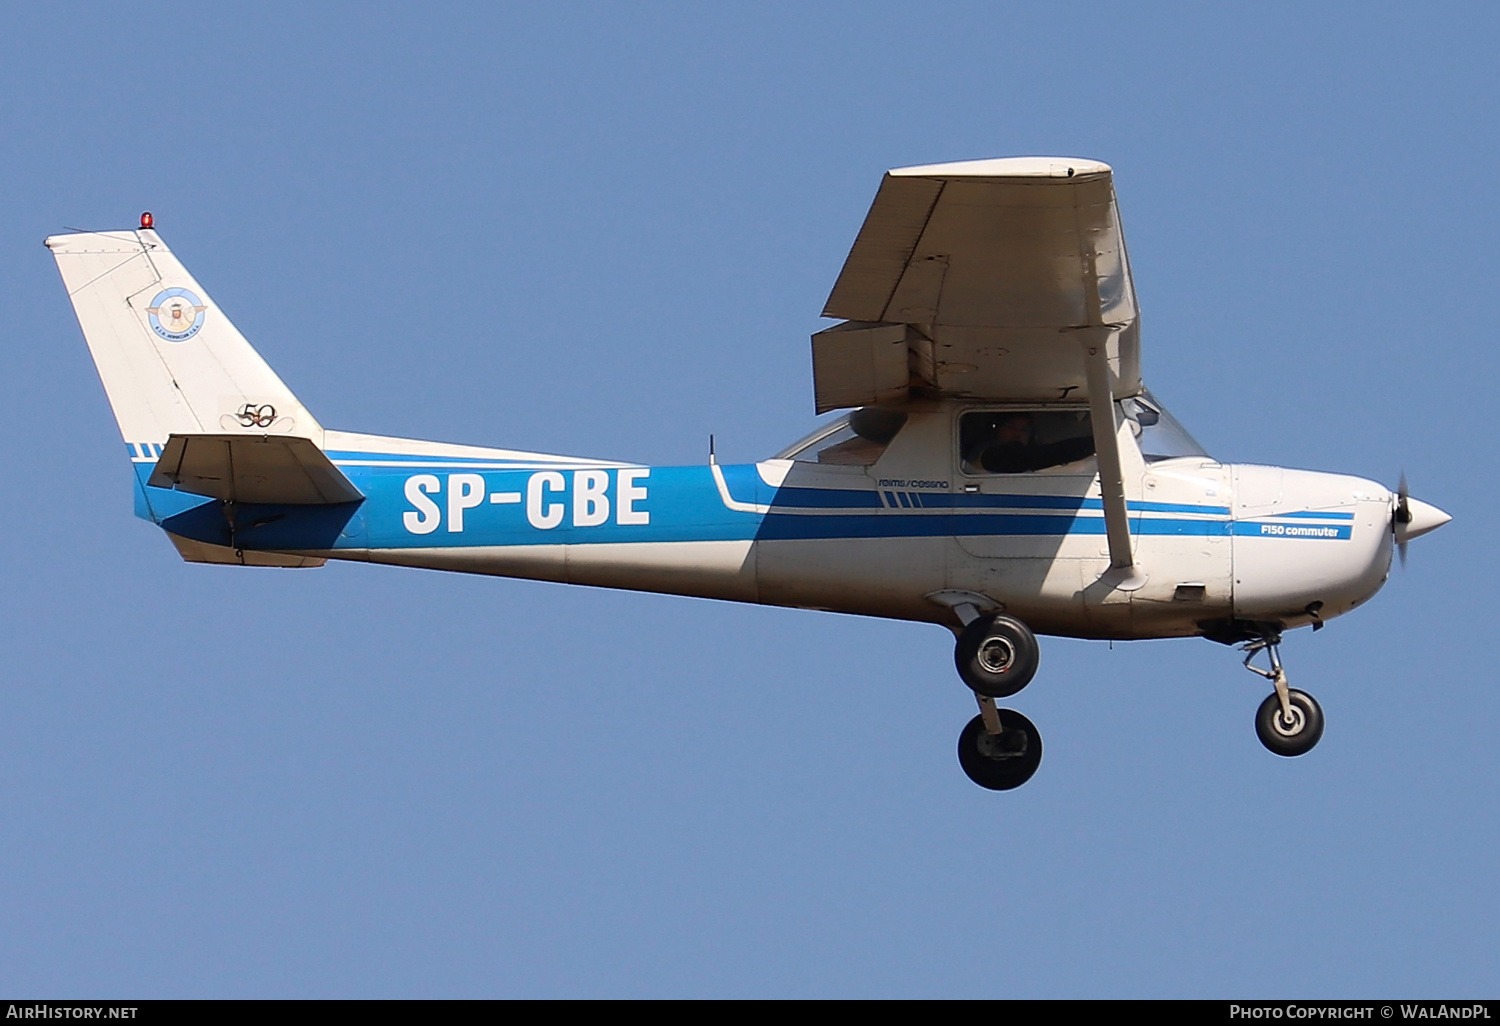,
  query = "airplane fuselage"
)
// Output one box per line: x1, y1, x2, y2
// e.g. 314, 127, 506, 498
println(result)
130, 406, 1397, 643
